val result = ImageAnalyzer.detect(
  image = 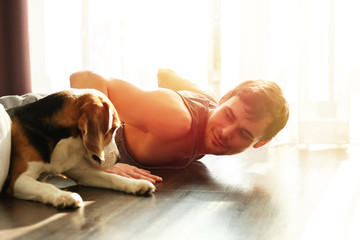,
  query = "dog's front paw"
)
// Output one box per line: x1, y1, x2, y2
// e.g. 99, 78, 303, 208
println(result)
125, 179, 155, 196
53, 192, 84, 209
